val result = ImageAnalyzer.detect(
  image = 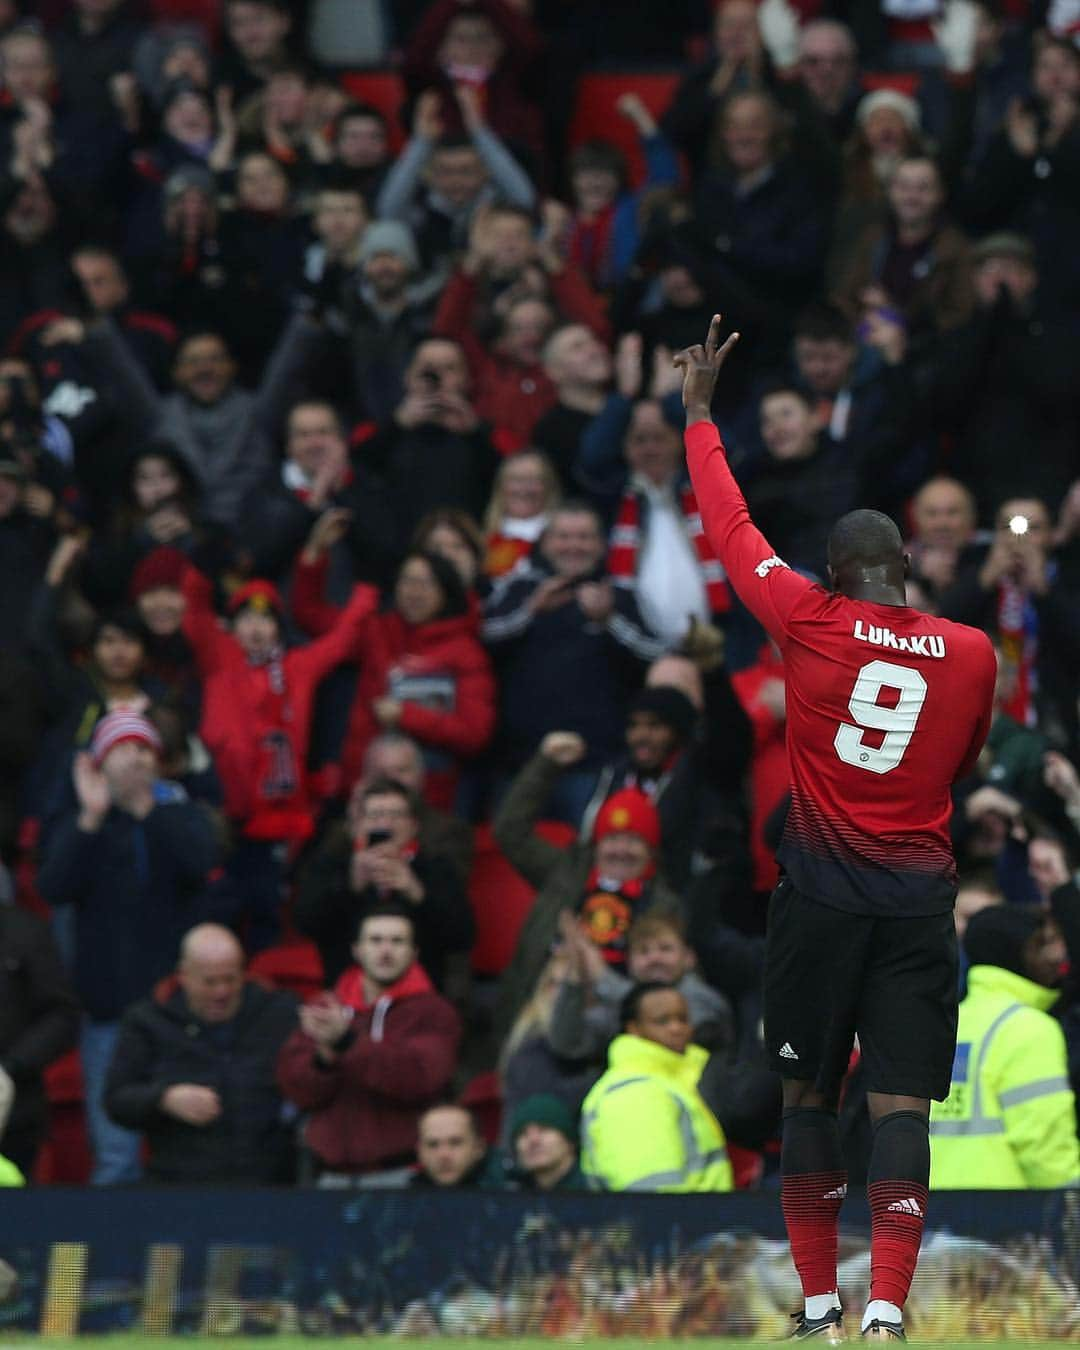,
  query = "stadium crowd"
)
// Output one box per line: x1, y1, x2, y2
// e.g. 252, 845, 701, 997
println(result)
1, 0, 1080, 1194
